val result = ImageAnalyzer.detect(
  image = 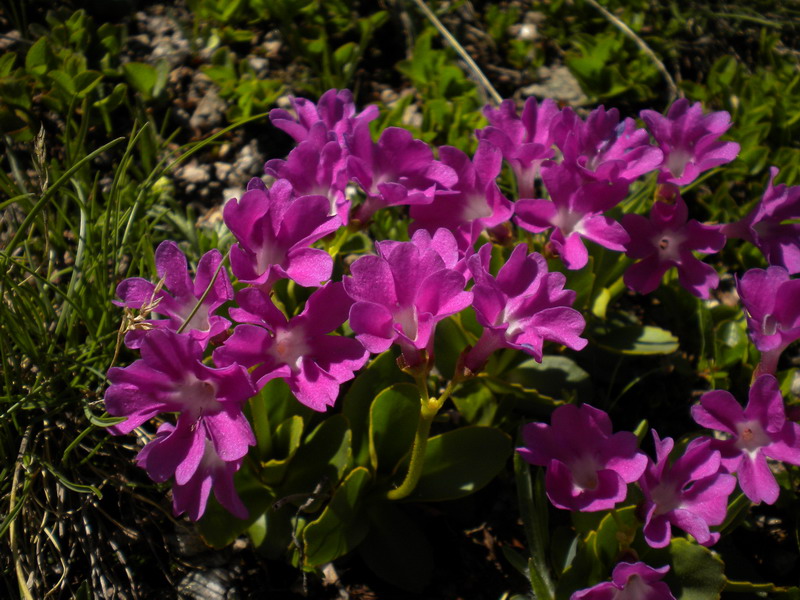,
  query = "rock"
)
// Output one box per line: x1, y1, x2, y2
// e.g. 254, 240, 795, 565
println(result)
177, 162, 211, 185
522, 65, 588, 105
190, 89, 227, 131
177, 567, 240, 600
247, 56, 270, 76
